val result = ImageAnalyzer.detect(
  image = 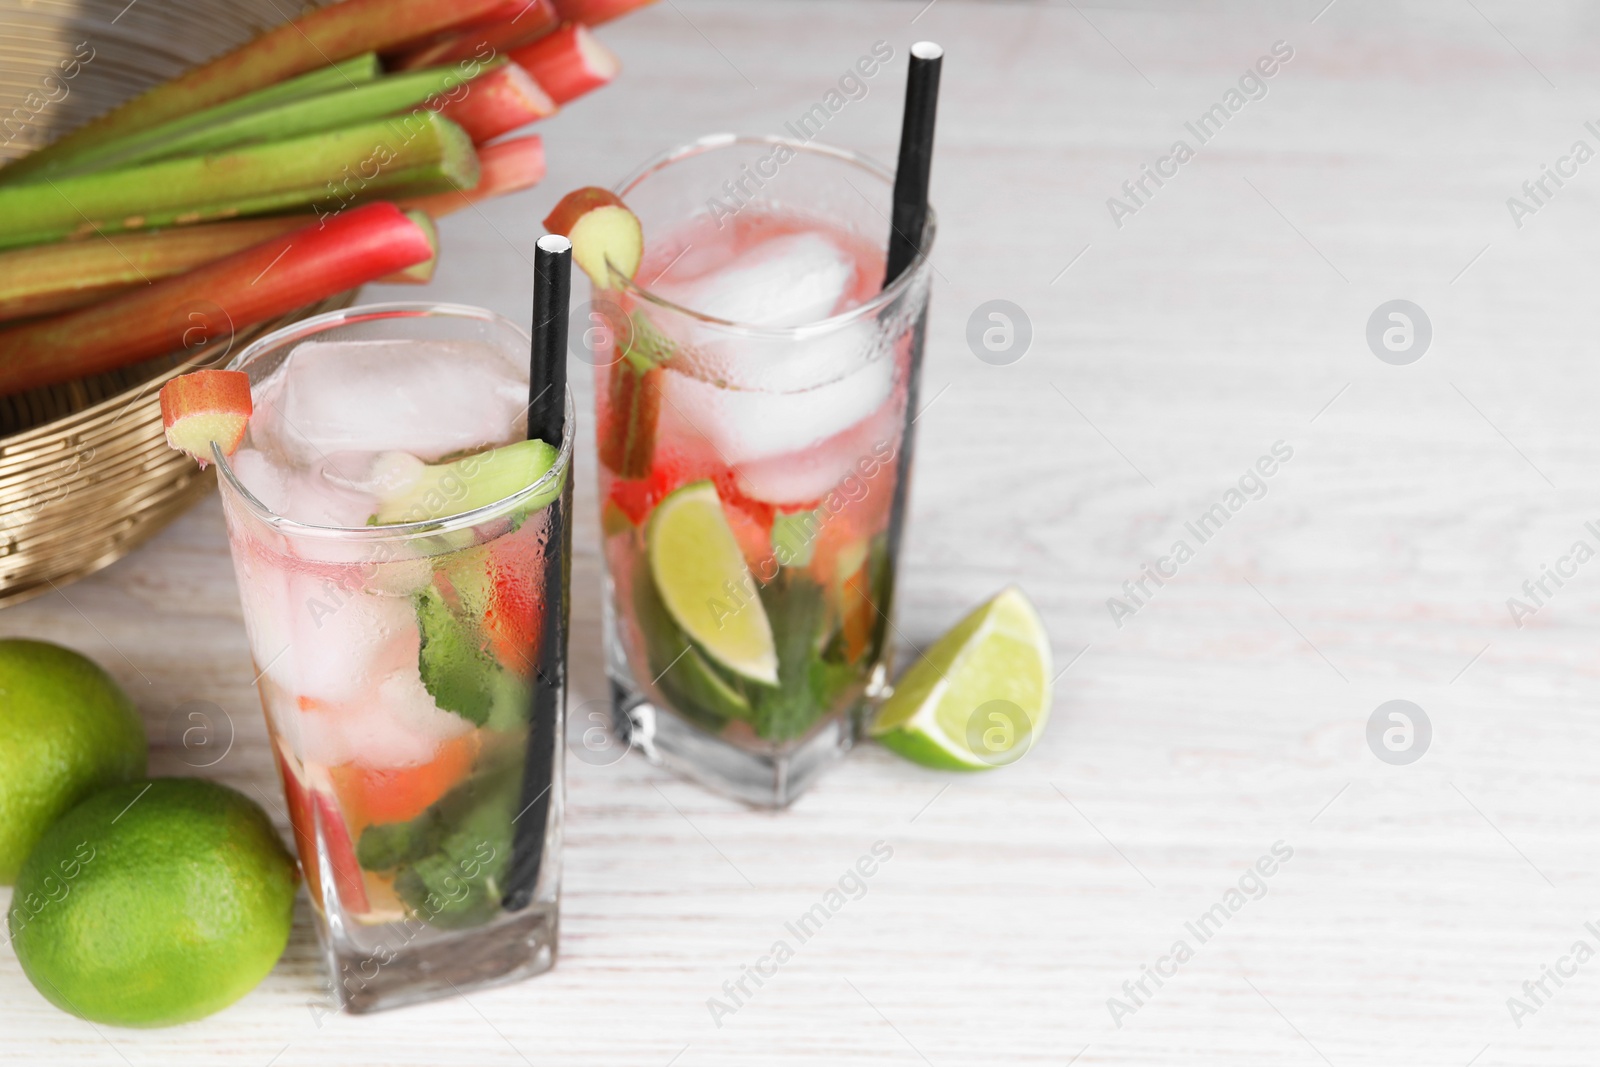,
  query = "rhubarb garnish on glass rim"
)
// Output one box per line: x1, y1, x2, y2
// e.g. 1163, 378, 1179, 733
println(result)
159, 369, 253, 468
